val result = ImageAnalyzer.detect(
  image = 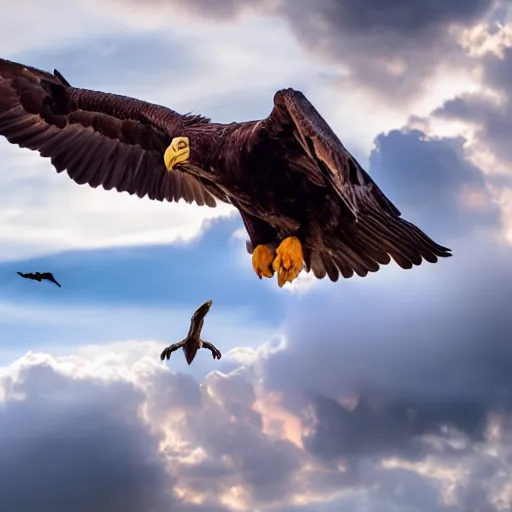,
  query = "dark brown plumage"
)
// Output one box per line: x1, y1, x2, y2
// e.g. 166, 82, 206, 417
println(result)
0, 58, 452, 287
17, 271, 61, 287
160, 300, 221, 365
